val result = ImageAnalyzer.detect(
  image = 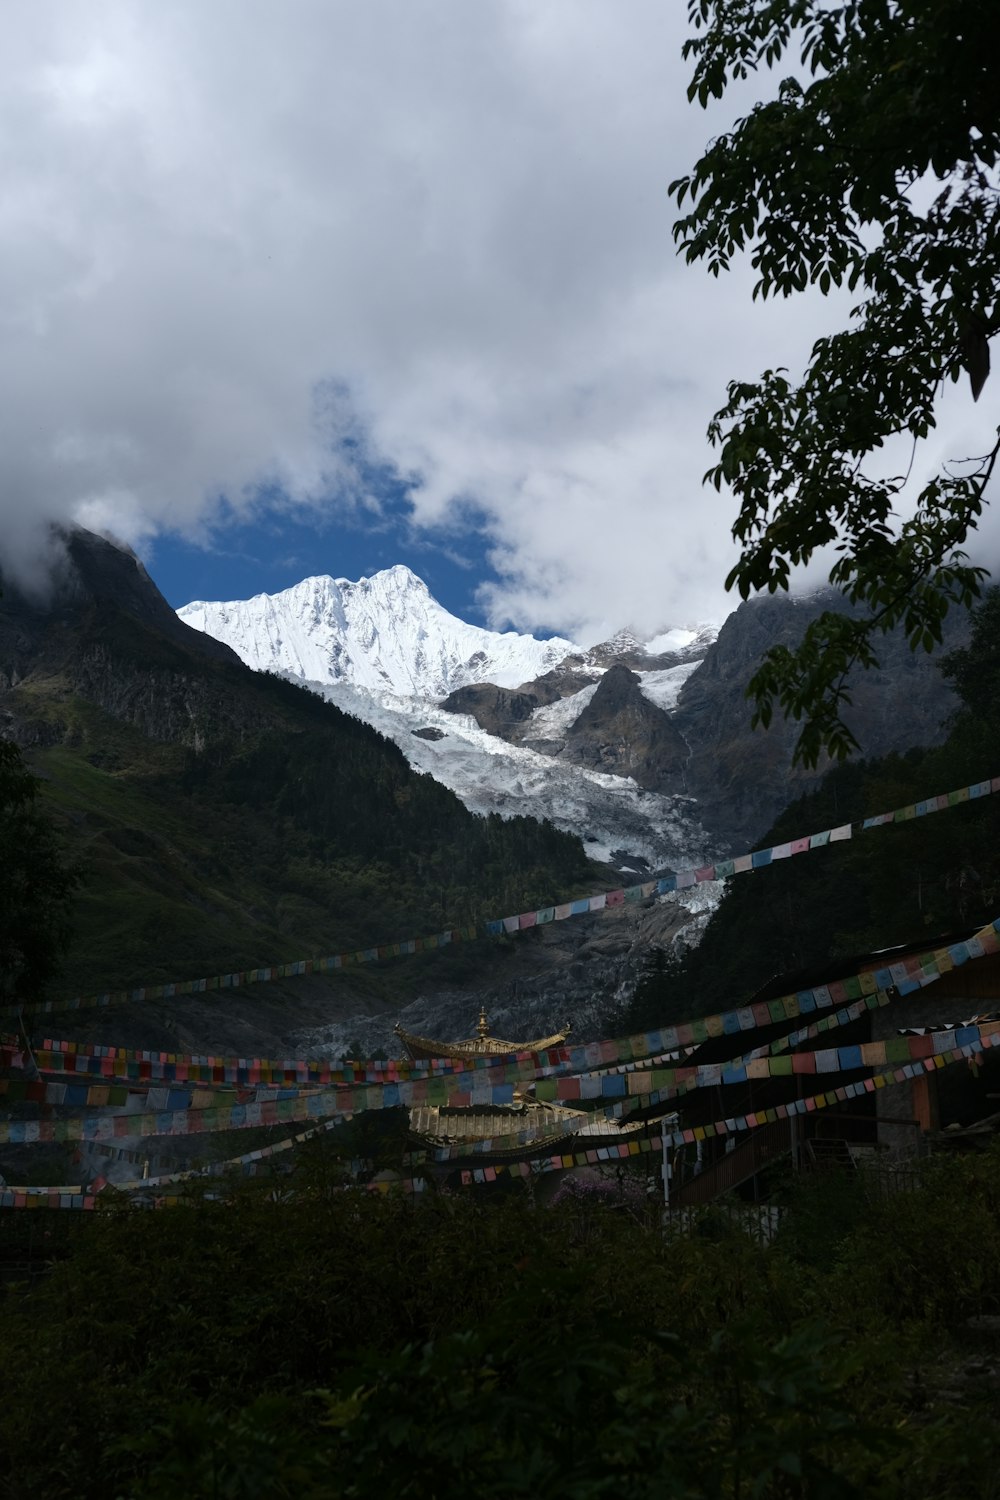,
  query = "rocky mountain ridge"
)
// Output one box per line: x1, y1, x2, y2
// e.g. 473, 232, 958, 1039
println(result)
442, 593, 970, 848
667, 591, 970, 845
179, 567, 722, 870
178, 566, 576, 696
181, 565, 969, 855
